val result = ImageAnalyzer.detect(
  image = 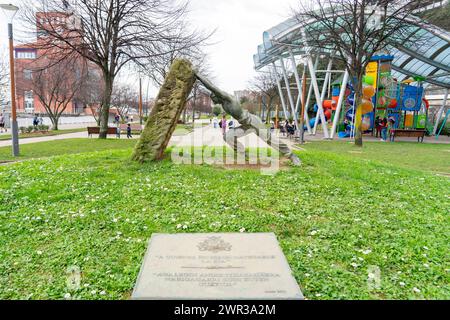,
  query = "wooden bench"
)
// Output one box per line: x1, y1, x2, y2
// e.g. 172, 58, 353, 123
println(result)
87, 127, 118, 137
389, 129, 426, 142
